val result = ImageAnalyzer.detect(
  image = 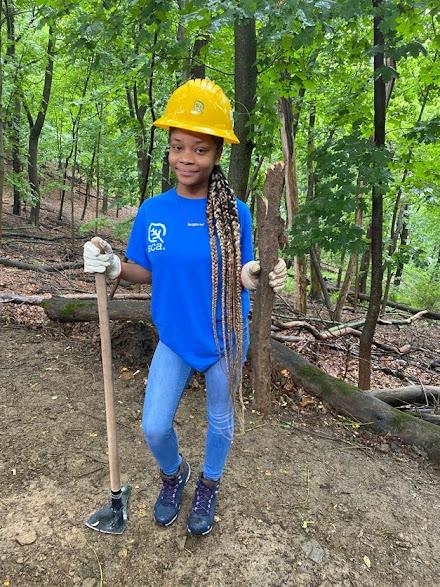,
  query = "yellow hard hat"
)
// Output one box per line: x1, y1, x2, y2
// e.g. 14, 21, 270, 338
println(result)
153, 78, 240, 144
